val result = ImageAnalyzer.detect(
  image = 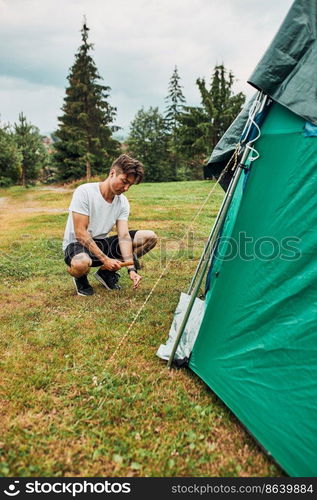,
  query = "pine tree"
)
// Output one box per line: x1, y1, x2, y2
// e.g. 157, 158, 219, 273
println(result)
0, 125, 22, 187
14, 113, 47, 187
127, 107, 169, 182
178, 64, 245, 178
196, 64, 245, 149
54, 21, 119, 182
177, 106, 209, 179
164, 66, 186, 180
165, 66, 186, 133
